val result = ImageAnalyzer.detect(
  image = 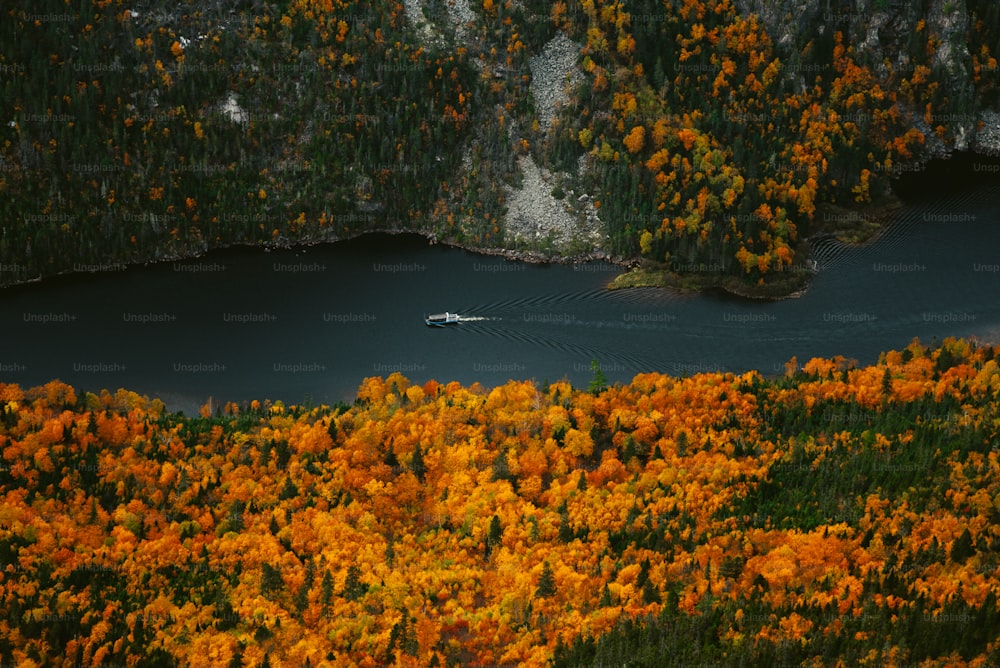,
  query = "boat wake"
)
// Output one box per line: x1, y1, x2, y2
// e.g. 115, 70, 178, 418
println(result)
458, 288, 685, 314
454, 316, 665, 373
